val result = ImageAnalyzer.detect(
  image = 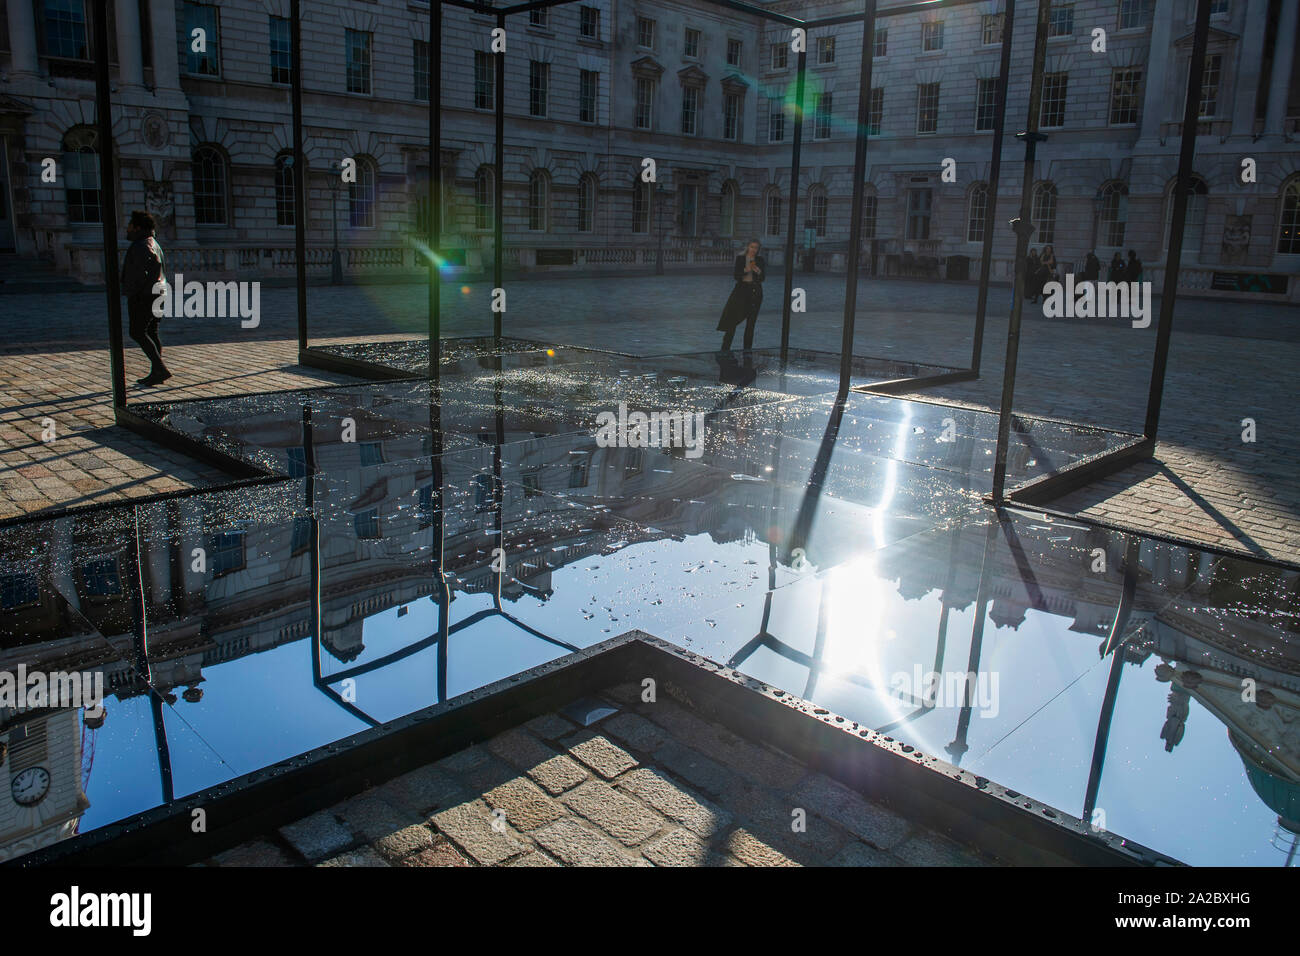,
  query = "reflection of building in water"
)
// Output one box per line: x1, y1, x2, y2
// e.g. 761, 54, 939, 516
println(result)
0, 710, 91, 864
2, 413, 1297, 859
